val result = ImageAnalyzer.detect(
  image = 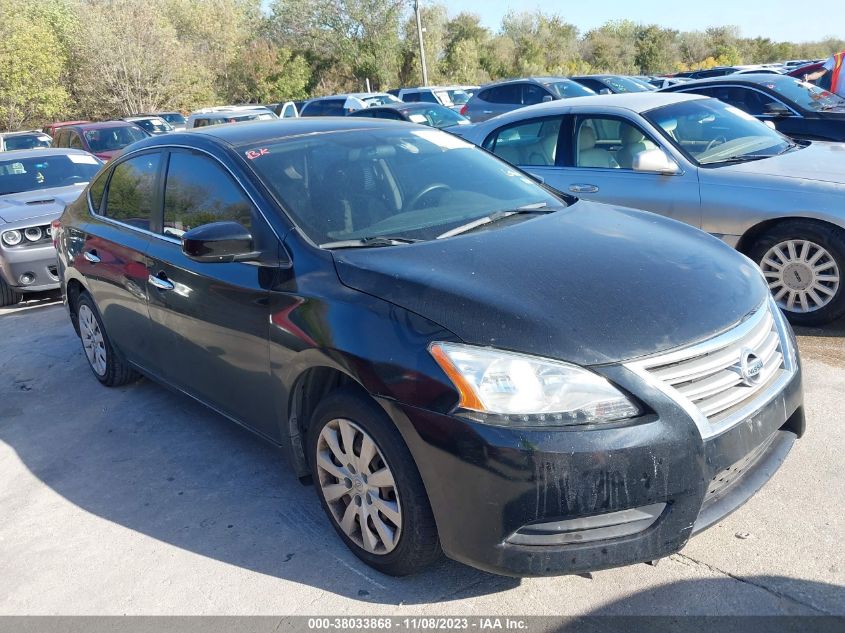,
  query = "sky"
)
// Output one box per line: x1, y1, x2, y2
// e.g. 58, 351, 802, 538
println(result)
442, 0, 841, 43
